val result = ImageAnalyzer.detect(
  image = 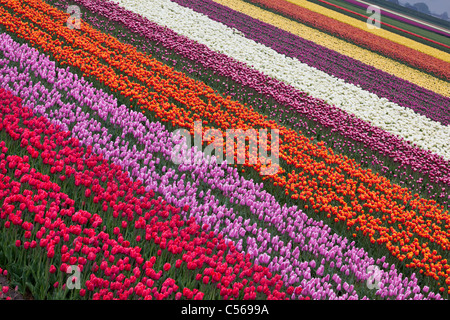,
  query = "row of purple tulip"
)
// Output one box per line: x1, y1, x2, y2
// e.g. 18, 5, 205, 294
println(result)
46, 0, 450, 197
170, 0, 450, 126
0, 32, 440, 300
